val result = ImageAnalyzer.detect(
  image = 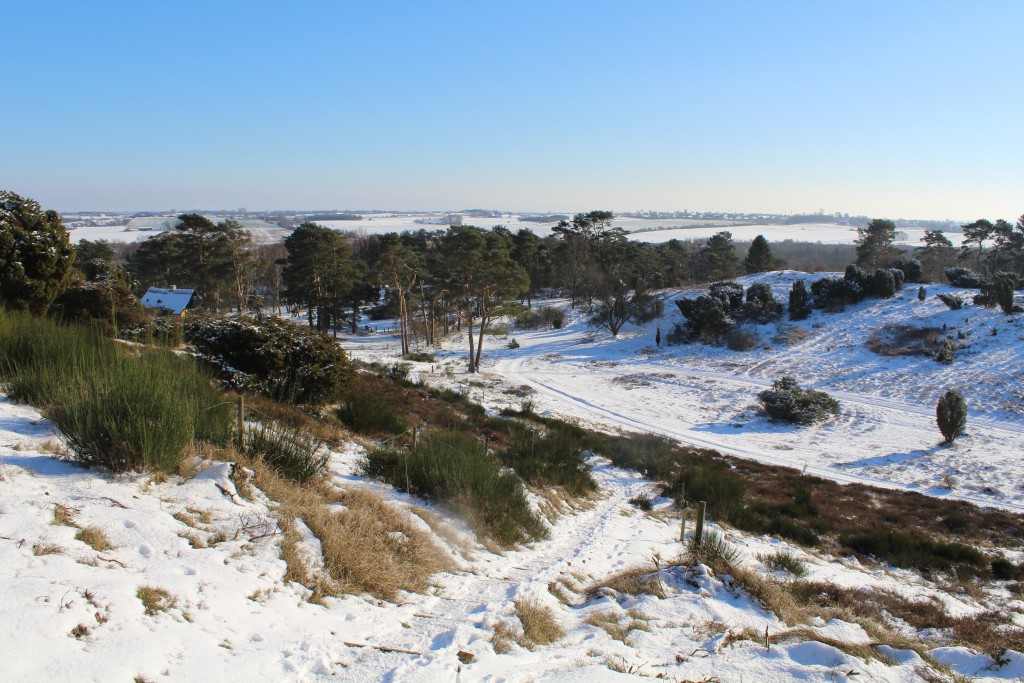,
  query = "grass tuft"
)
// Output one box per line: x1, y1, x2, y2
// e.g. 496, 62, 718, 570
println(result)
244, 421, 327, 484
52, 504, 78, 527
759, 549, 808, 577
514, 598, 564, 647
137, 586, 177, 615
75, 526, 113, 552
